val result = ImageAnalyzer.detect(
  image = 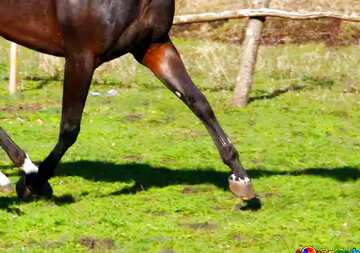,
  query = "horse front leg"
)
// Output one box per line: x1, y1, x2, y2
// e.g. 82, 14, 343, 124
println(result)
134, 38, 260, 208
16, 52, 96, 200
